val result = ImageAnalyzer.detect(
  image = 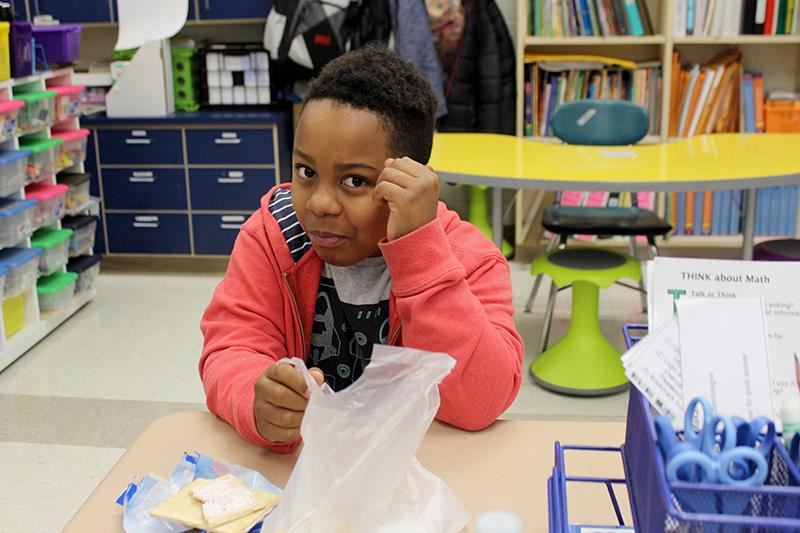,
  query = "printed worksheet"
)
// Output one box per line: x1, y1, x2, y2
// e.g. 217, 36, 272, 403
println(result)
650, 257, 800, 427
